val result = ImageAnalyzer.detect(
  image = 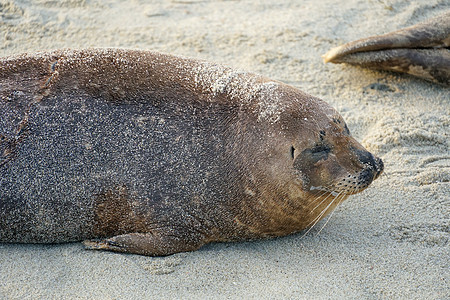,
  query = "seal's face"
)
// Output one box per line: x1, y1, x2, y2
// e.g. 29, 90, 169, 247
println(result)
291, 114, 383, 196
